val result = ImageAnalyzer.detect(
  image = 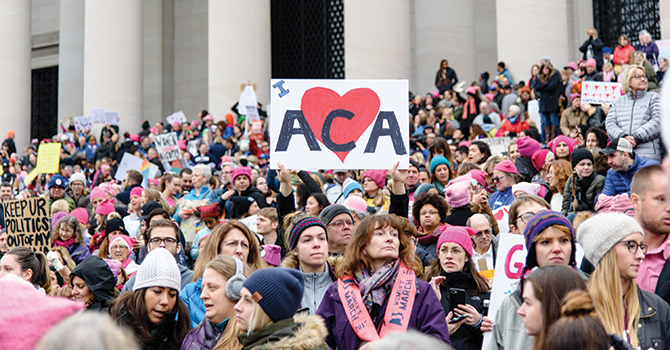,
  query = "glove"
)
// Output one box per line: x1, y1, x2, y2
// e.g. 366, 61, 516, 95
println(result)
46, 251, 64, 271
